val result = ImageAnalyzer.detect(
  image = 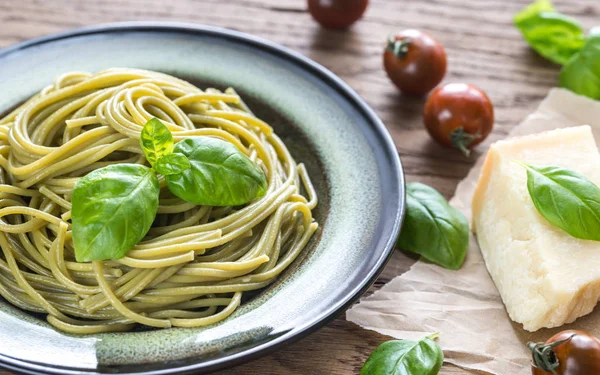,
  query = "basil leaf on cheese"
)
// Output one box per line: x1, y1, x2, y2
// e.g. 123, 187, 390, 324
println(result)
522, 163, 600, 241
397, 182, 469, 270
